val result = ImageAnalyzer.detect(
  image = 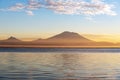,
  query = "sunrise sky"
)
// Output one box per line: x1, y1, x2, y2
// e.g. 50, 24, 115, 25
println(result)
0, 0, 120, 42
